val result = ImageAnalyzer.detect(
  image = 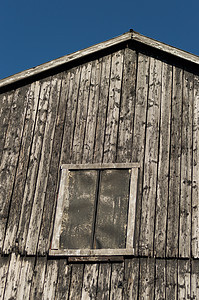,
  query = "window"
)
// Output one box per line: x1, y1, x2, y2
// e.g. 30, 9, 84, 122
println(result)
49, 163, 139, 257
